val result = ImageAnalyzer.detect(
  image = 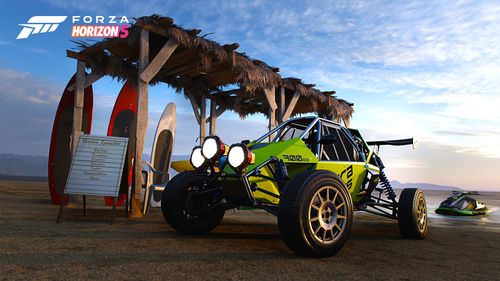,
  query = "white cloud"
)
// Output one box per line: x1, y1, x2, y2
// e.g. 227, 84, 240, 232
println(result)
0, 69, 61, 104
35, 0, 500, 188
